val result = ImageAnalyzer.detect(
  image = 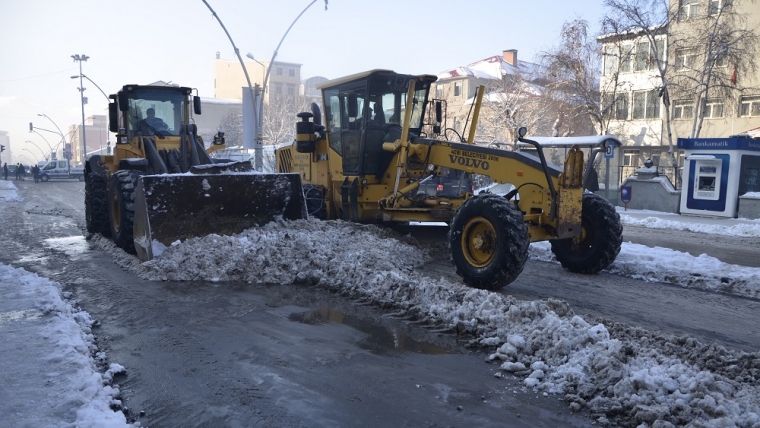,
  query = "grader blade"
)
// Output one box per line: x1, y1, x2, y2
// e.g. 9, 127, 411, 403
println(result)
133, 172, 307, 261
